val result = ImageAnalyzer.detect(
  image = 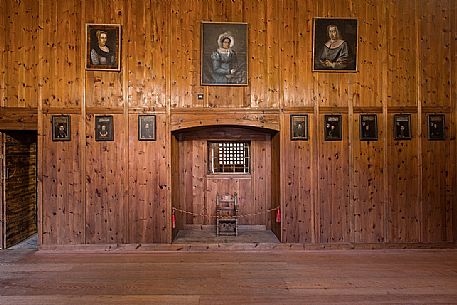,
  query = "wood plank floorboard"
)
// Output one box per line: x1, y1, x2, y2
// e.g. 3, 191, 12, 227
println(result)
0, 249, 457, 304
